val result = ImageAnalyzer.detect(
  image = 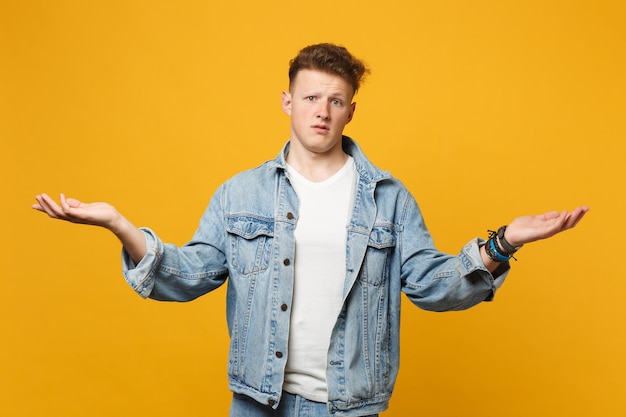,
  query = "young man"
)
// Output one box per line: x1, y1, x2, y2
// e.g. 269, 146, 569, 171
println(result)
33, 43, 588, 417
